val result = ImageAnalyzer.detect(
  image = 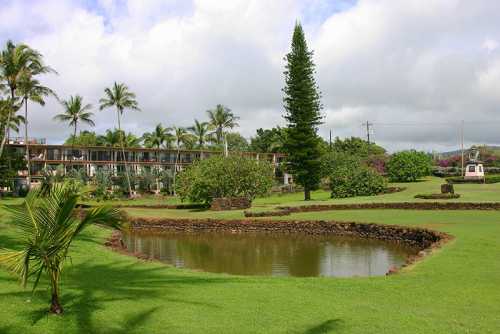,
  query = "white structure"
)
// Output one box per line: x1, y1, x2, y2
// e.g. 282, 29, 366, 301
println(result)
464, 147, 485, 180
